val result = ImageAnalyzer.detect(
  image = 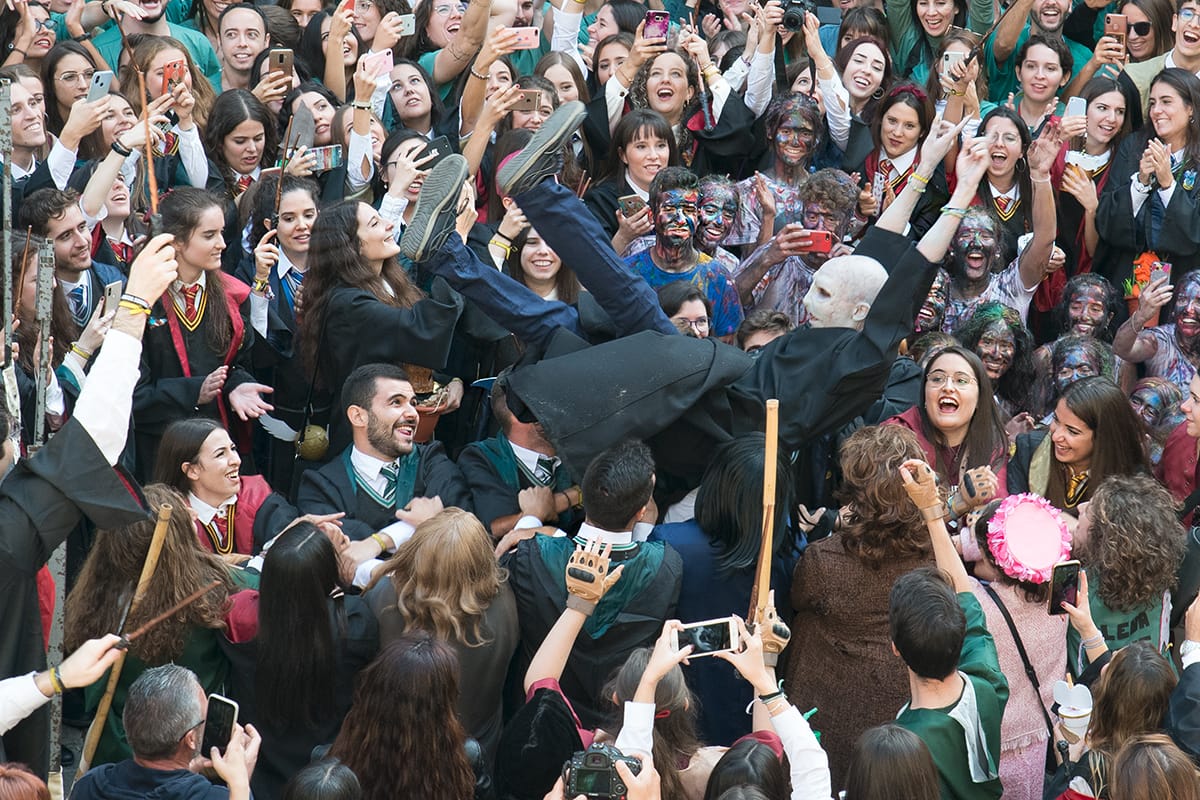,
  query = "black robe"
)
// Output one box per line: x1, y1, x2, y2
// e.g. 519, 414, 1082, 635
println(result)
294, 442, 472, 542
0, 420, 147, 776
458, 434, 583, 534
